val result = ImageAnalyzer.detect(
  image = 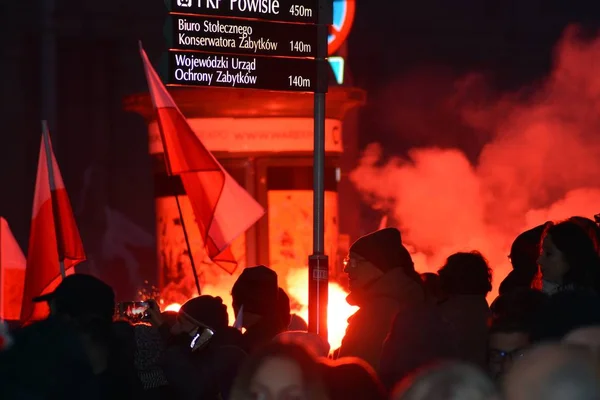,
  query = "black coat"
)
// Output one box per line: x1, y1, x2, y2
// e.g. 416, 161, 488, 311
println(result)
158, 325, 247, 400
